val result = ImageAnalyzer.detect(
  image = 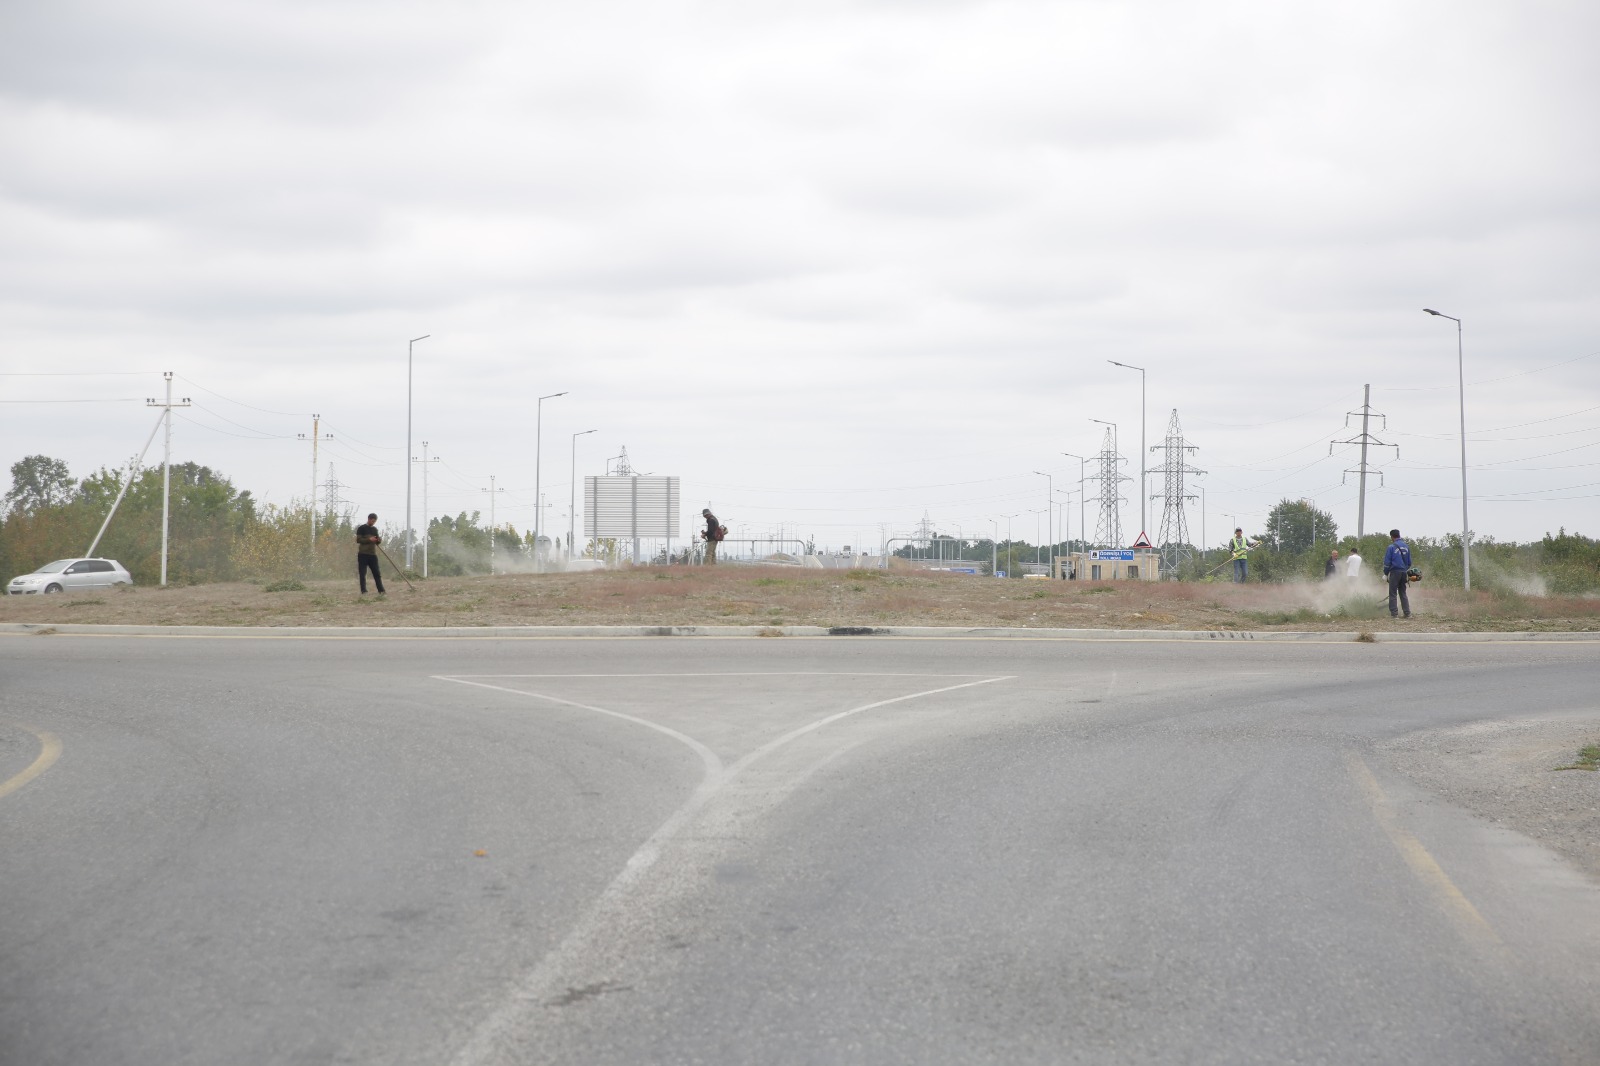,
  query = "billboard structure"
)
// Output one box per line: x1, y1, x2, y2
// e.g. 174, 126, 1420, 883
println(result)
584, 475, 681, 562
